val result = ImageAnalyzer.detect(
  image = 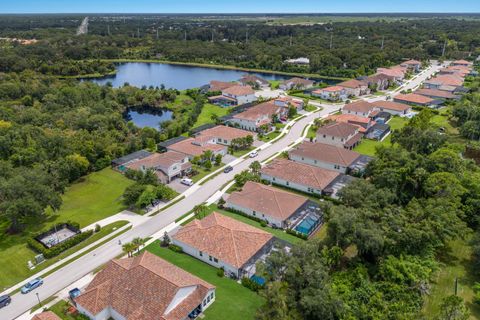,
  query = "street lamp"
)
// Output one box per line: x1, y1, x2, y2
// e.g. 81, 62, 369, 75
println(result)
36, 292, 42, 308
